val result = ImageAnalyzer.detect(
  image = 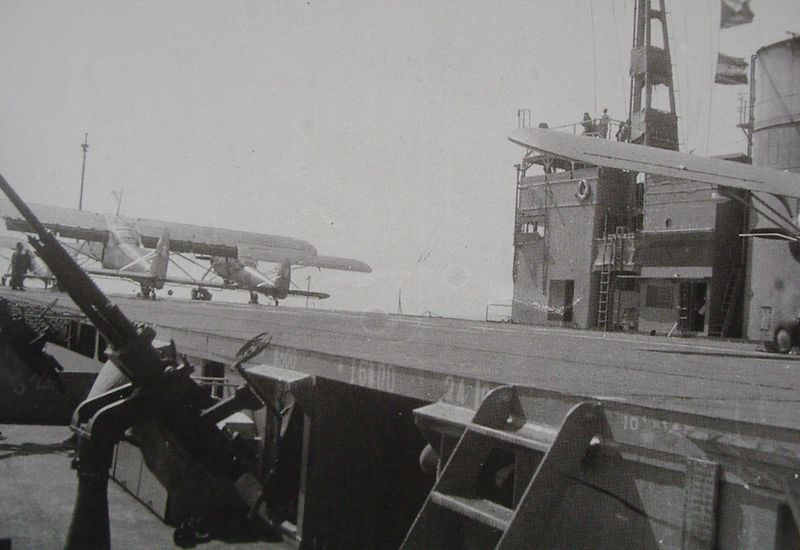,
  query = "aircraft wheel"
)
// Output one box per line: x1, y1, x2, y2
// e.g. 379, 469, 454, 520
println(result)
773, 326, 795, 354
191, 288, 212, 301
192, 288, 212, 301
